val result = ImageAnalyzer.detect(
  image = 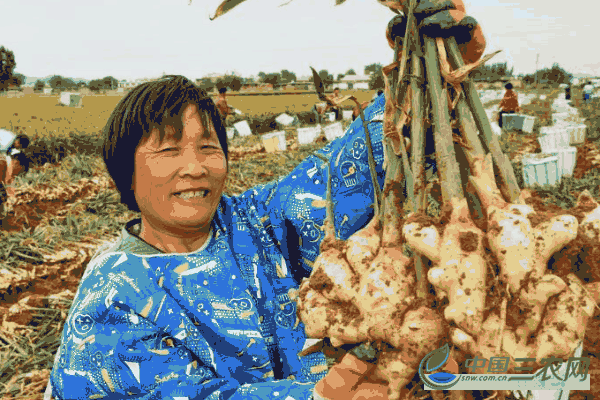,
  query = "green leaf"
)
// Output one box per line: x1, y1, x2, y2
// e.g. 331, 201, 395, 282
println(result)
210, 0, 248, 20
